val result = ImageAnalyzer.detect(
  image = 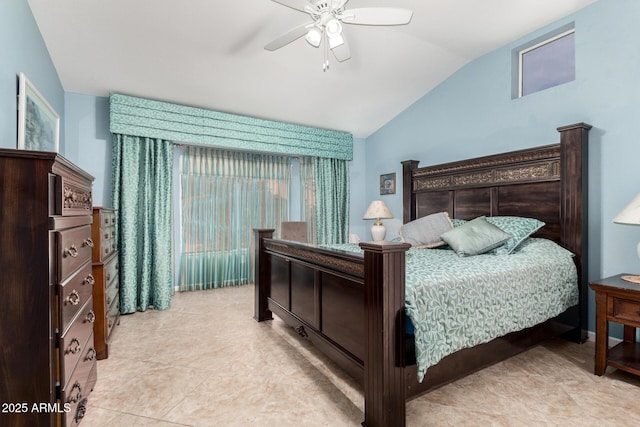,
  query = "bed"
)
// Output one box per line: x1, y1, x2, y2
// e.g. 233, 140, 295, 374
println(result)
253, 122, 591, 427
